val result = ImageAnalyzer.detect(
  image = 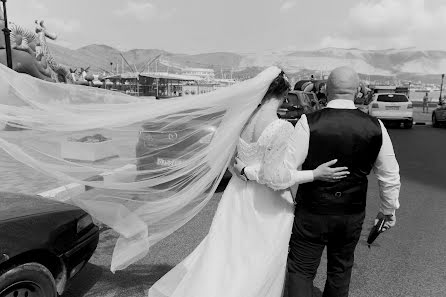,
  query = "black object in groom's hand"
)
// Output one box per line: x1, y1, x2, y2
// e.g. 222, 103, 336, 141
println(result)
232, 157, 248, 181
367, 212, 389, 248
